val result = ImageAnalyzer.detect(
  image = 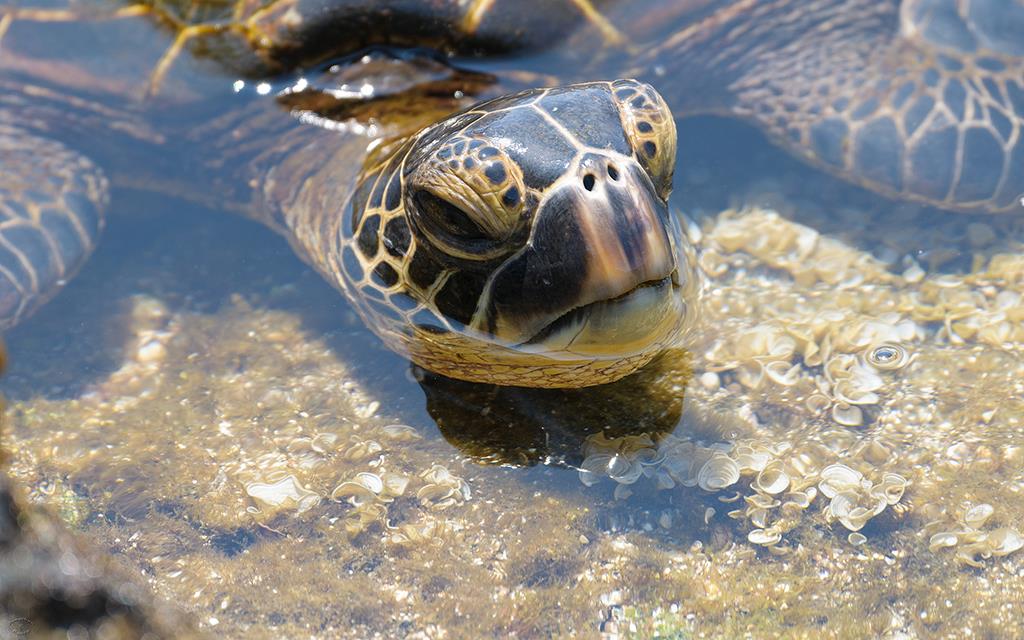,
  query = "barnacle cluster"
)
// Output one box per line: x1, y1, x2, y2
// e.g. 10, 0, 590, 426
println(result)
700, 209, 1024, 350
245, 472, 321, 514
924, 503, 1024, 567
578, 431, 913, 550
701, 316, 918, 427
817, 463, 906, 533
699, 209, 894, 287
242, 424, 469, 537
